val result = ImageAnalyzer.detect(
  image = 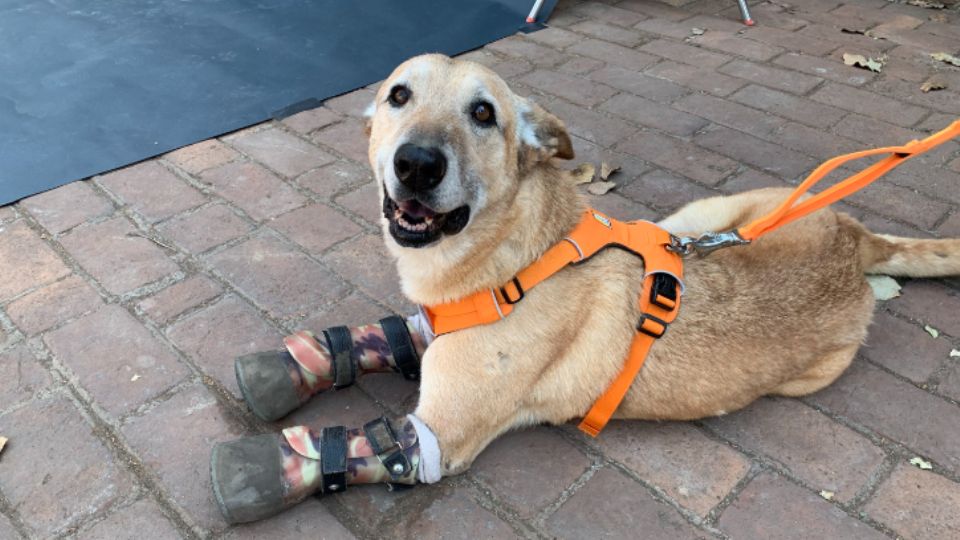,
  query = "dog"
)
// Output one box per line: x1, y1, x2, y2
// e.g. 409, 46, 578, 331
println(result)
211, 53, 960, 524
365, 53, 960, 476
